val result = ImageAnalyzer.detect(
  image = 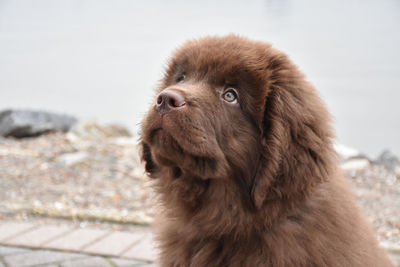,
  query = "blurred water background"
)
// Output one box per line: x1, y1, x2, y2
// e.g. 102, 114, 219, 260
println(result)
0, 0, 399, 157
